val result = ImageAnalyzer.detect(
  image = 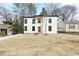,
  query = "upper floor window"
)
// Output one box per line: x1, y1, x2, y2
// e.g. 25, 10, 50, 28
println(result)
38, 19, 41, 23
32, 26, 35, 31
69, 24, 75, 29
48, 26, 52, 31
24, 26, 27, 31
32, 19, 35, 24
25, 19, 27, 24
49, 18, 52, 23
